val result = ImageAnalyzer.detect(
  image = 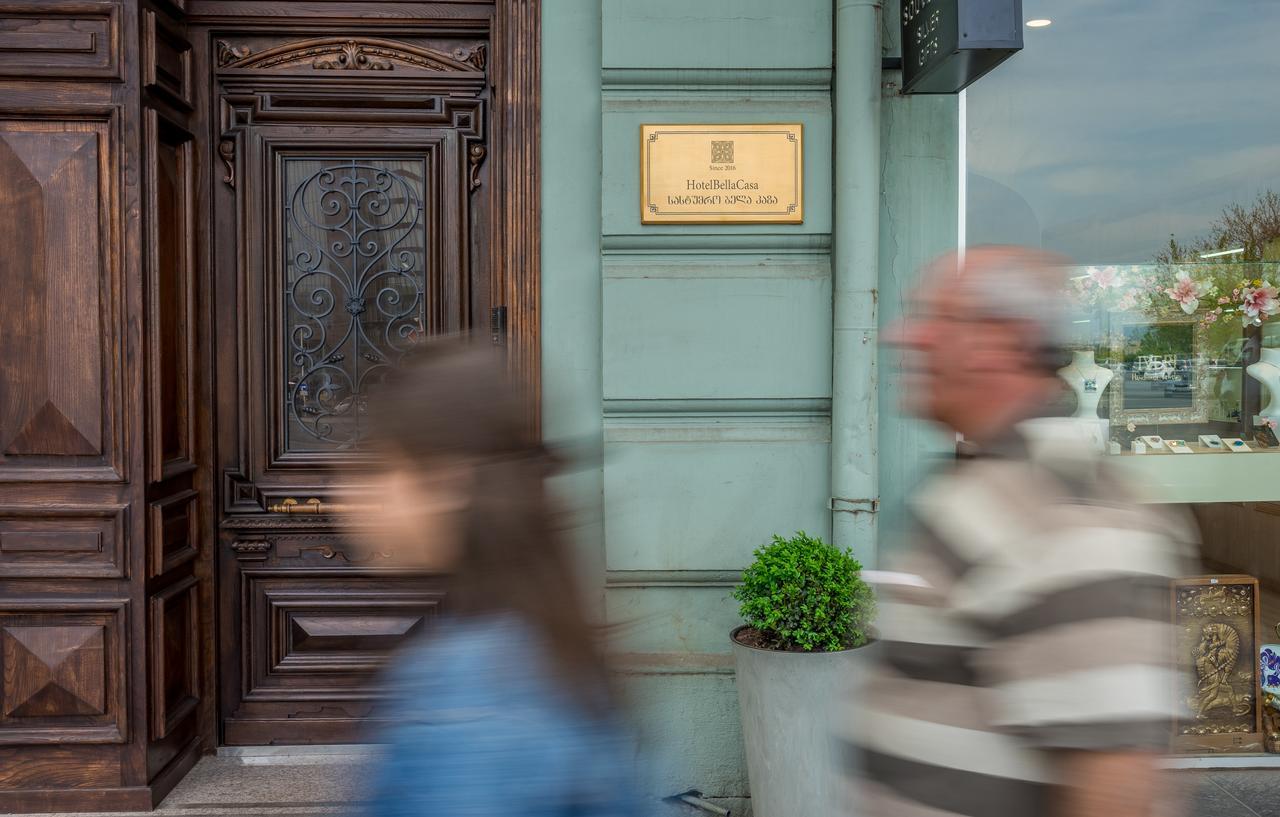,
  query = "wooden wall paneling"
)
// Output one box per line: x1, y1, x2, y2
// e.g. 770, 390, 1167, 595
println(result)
0, 504, 127, 579
0, 744, 124, 790
188, 2, 494, 23
140, 0, 212, 801
191, 44, 220, 773
492, 0, 539, 422
143, 107, 198, 483
0, 0, 157, 812
0, 599, 129, 746
148, 575, 199, 741
147, 488, 199, 577
143, 8, 192, 111
1196, 502, 1280, 593
0, 1, 122, 81
0, 112, 125, 483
